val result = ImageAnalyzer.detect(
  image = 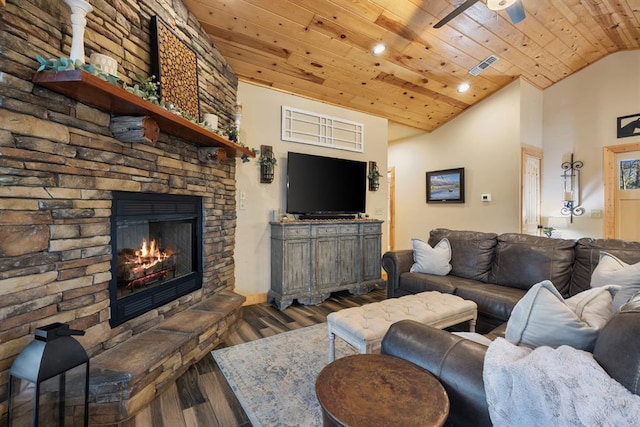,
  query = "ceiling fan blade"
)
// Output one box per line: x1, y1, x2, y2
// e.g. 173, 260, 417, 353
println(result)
434, 0, 482, 29
506, 0, 526, 24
